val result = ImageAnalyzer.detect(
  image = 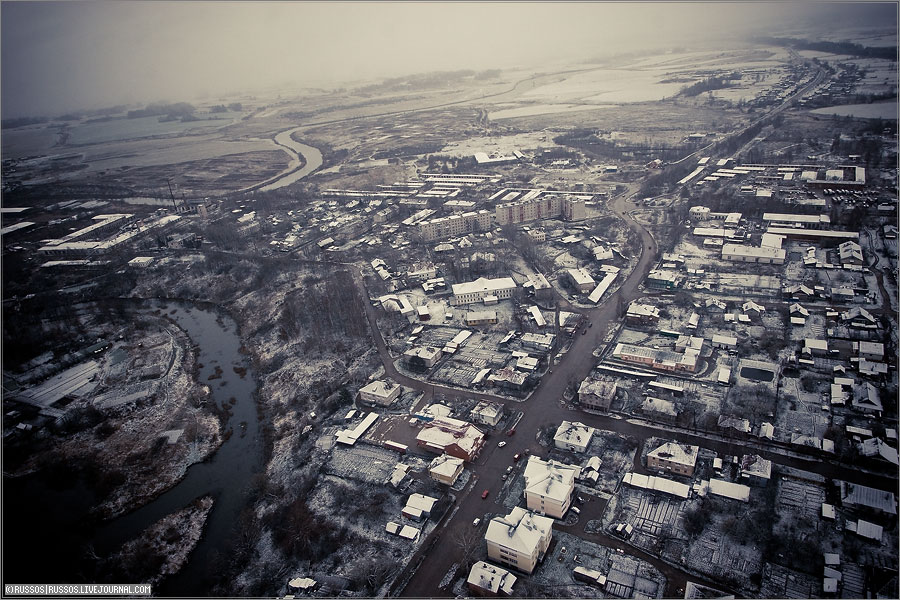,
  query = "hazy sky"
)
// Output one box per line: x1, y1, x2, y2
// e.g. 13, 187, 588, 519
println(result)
1, 1, 896, 118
